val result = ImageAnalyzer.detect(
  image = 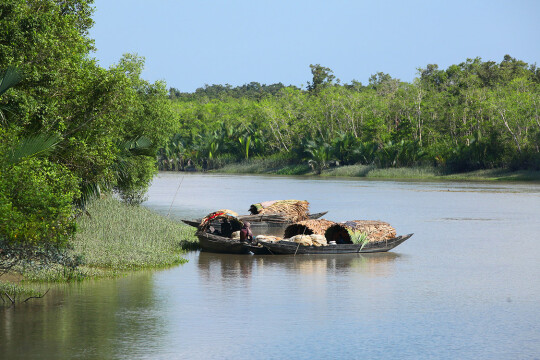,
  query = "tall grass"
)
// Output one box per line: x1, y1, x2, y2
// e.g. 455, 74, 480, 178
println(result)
74, 197, 193, 270
213, 159, 540, 182
275, 164, 311, 175
0, 282, 43, 305
321, 165, 440, 179
366, 167, 441, 179
322, 164, 374, 177
214, 155, 305, 174
20, 197, 196, 282
214, 159, 271, 174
